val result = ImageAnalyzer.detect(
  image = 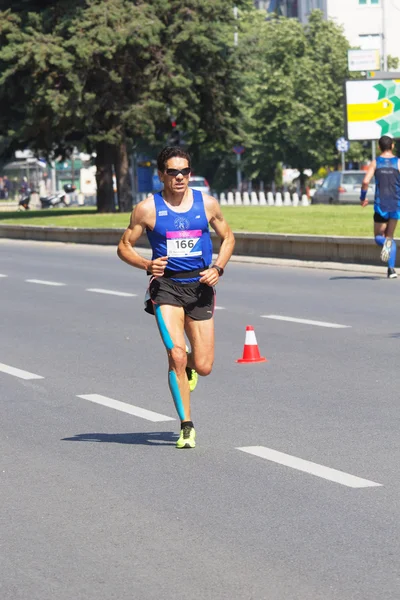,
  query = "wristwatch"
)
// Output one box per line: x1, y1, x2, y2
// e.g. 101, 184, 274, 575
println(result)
211, 264, 224, 277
